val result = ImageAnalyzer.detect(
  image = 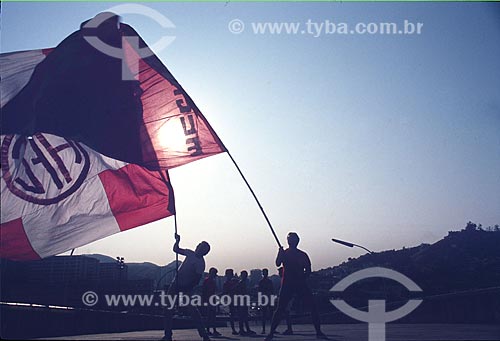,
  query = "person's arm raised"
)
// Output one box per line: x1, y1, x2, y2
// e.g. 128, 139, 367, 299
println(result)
173, 233, 188, 256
